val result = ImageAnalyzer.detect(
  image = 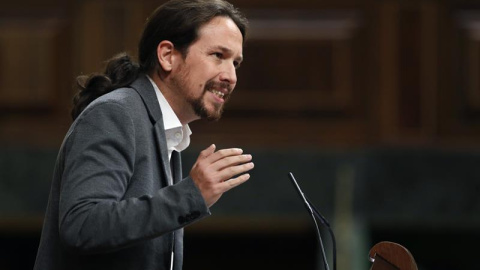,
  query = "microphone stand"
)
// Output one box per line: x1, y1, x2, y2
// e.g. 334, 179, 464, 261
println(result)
288, 172, 337, 270
305, 196, 337, 270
